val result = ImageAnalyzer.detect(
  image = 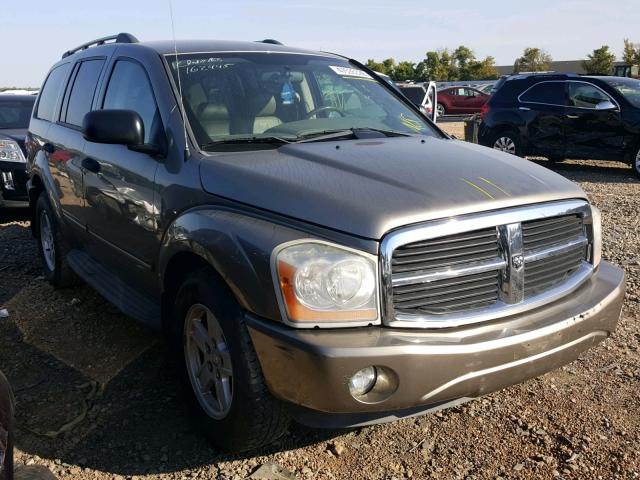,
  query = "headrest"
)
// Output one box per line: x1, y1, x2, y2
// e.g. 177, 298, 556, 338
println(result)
254, 95, 277, 116
198, 104, 229, 121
